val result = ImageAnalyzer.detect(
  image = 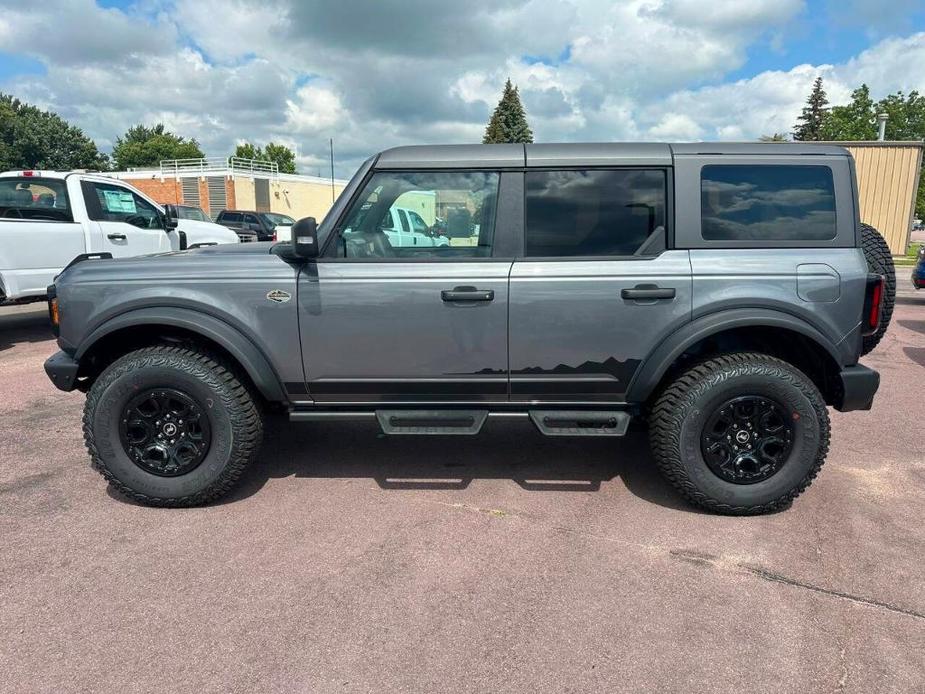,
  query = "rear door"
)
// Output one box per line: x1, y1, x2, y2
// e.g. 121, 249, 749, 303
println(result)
298, 169, 514, 402
81, 180, 171, 257
0, 176, 84, 299
509, 168, 692, 402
